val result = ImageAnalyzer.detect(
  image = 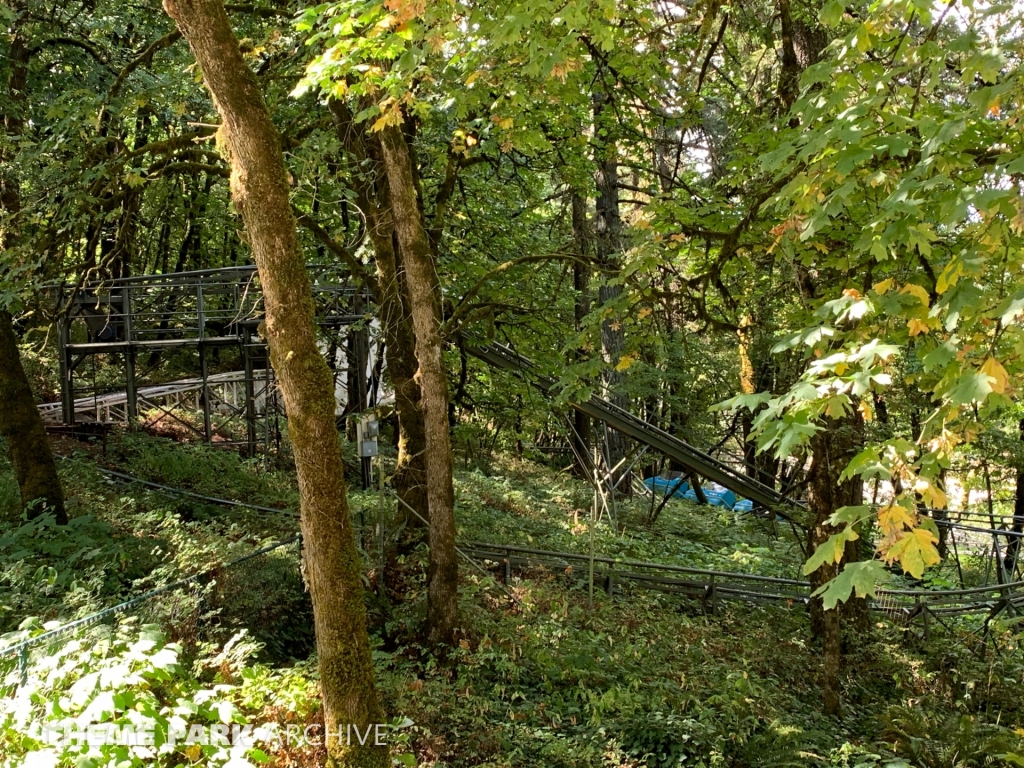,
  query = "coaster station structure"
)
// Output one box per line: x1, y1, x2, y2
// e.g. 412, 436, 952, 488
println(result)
50, 264, 379, 457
